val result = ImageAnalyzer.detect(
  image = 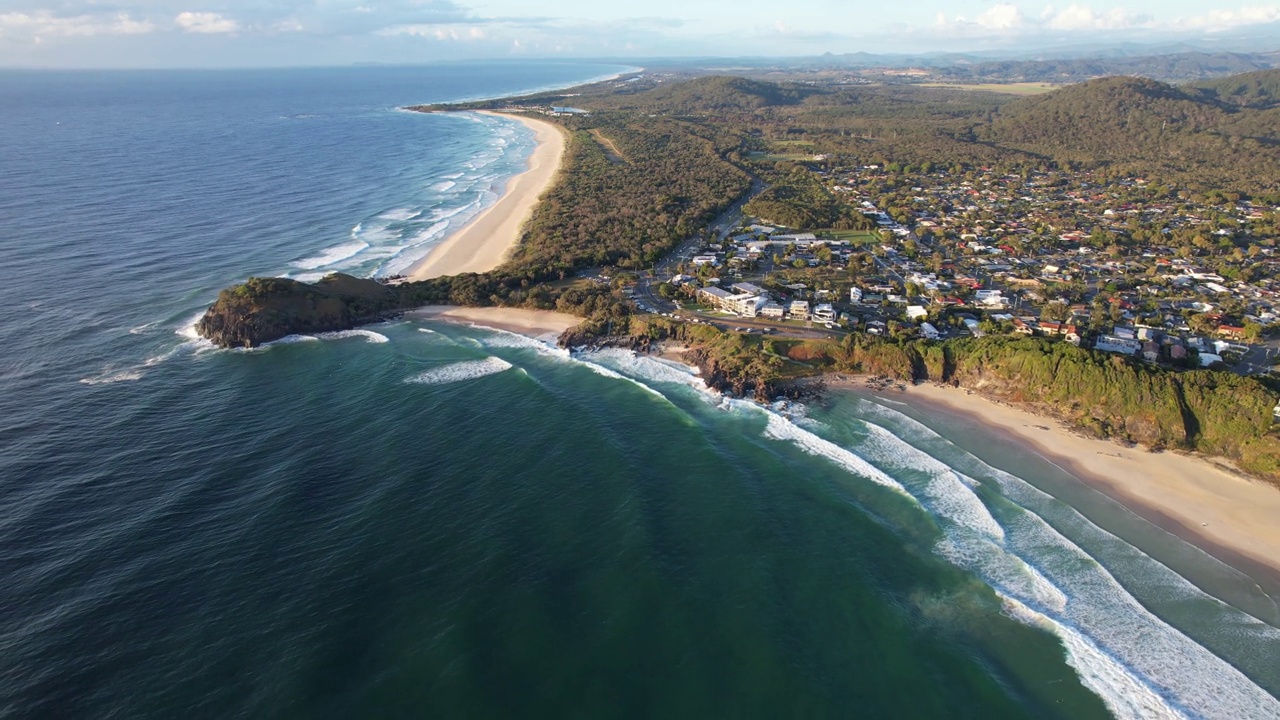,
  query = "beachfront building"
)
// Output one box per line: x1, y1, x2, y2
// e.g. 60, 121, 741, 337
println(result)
760, 303, 786, 319
813, 304, 836, 322
726, 293, 765, 318
788, 300, 811, 320
697, 286, 764, 317
731, 282, 768, 296
1095, 335, 1142, 355
698, 286, 734, 308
